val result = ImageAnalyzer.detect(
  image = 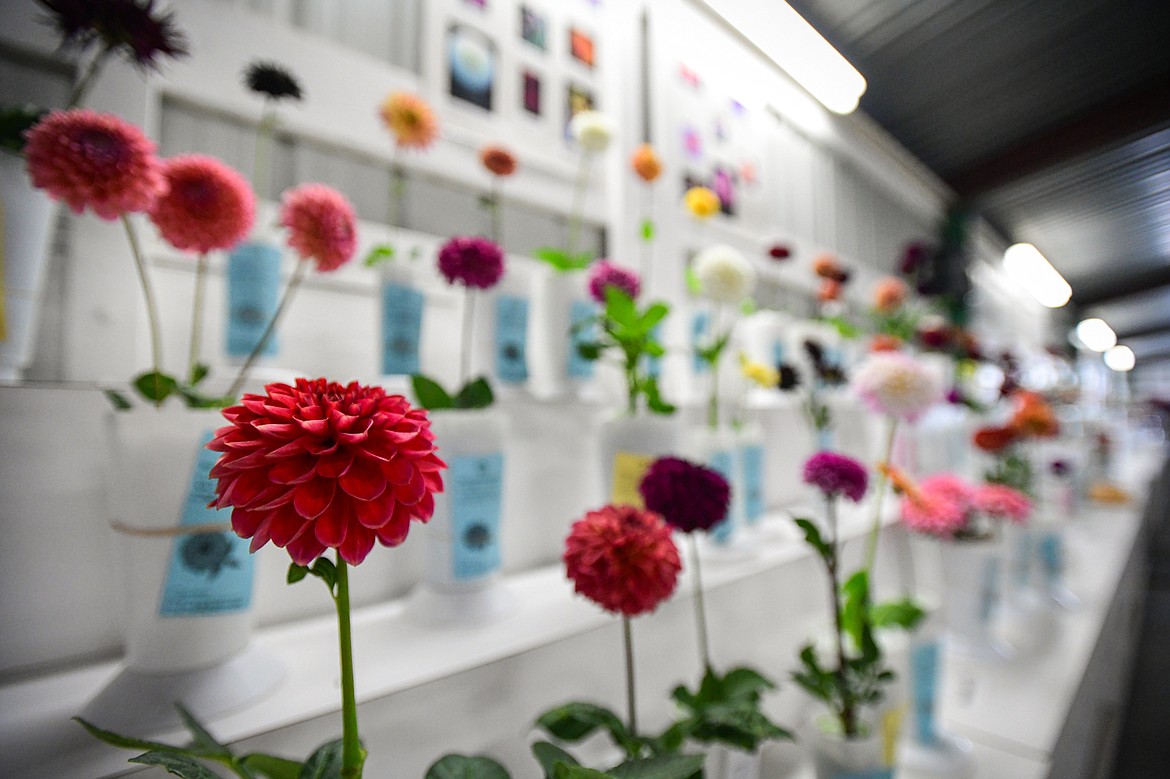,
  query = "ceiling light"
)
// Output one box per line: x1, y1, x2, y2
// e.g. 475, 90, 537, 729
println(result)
1002, 243, 1072, 308
693, 0, 867, 114
1075, 318, 1117, 352
1104, 345, 1135, 372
